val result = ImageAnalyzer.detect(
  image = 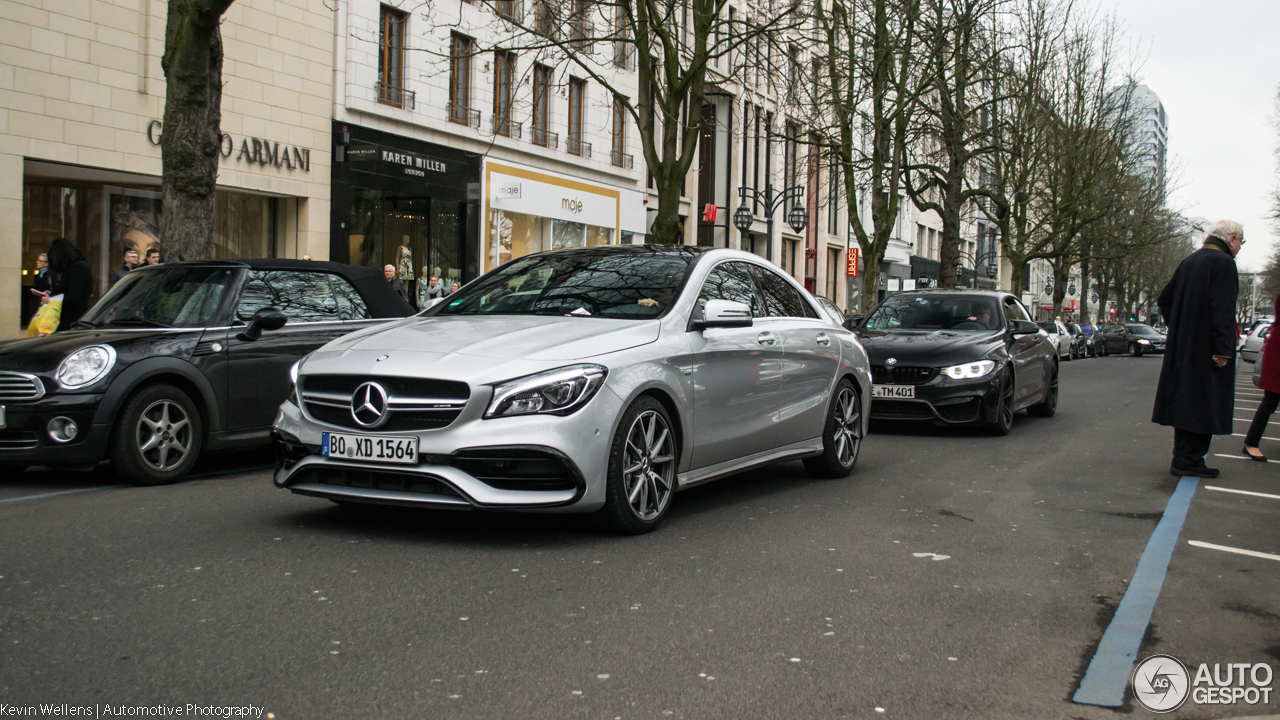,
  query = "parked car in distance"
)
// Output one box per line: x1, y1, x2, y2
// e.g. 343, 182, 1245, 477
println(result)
1096, 323, 1166, 357
1078, 323, 1102, 357
855, 289, 1057, 435
1066, 323, 1089, 359
1240, 322, 1271, 363
1254, 346, 1263, 387
0, 259, 415, 484
273, 246, 873, 534
1153, 322, 1167, 334
1037, 320, 1072, 361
